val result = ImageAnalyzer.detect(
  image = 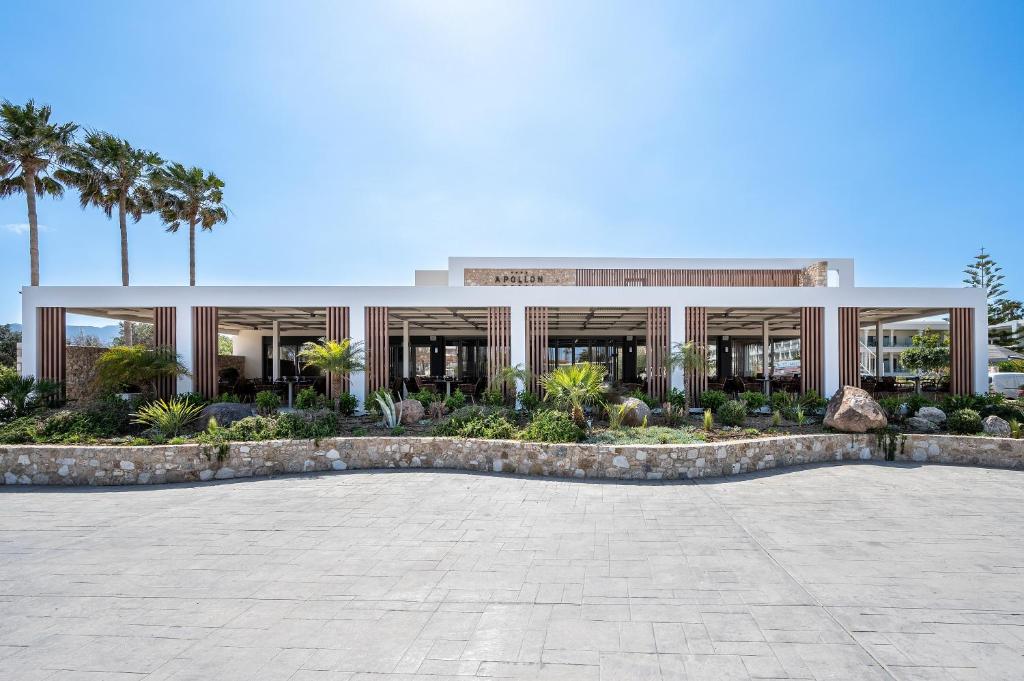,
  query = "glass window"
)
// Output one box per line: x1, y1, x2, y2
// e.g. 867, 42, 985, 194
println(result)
415, 347, 431, 375
445, 346, 458, 377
